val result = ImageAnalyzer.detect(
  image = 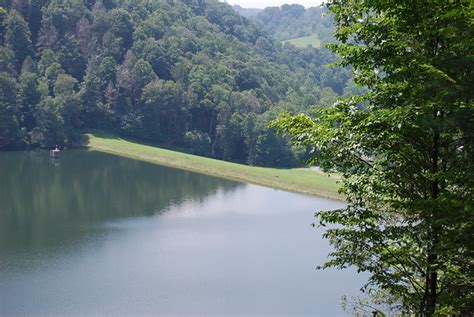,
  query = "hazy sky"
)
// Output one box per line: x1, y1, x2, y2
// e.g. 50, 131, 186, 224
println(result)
226, 0, 325, 9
